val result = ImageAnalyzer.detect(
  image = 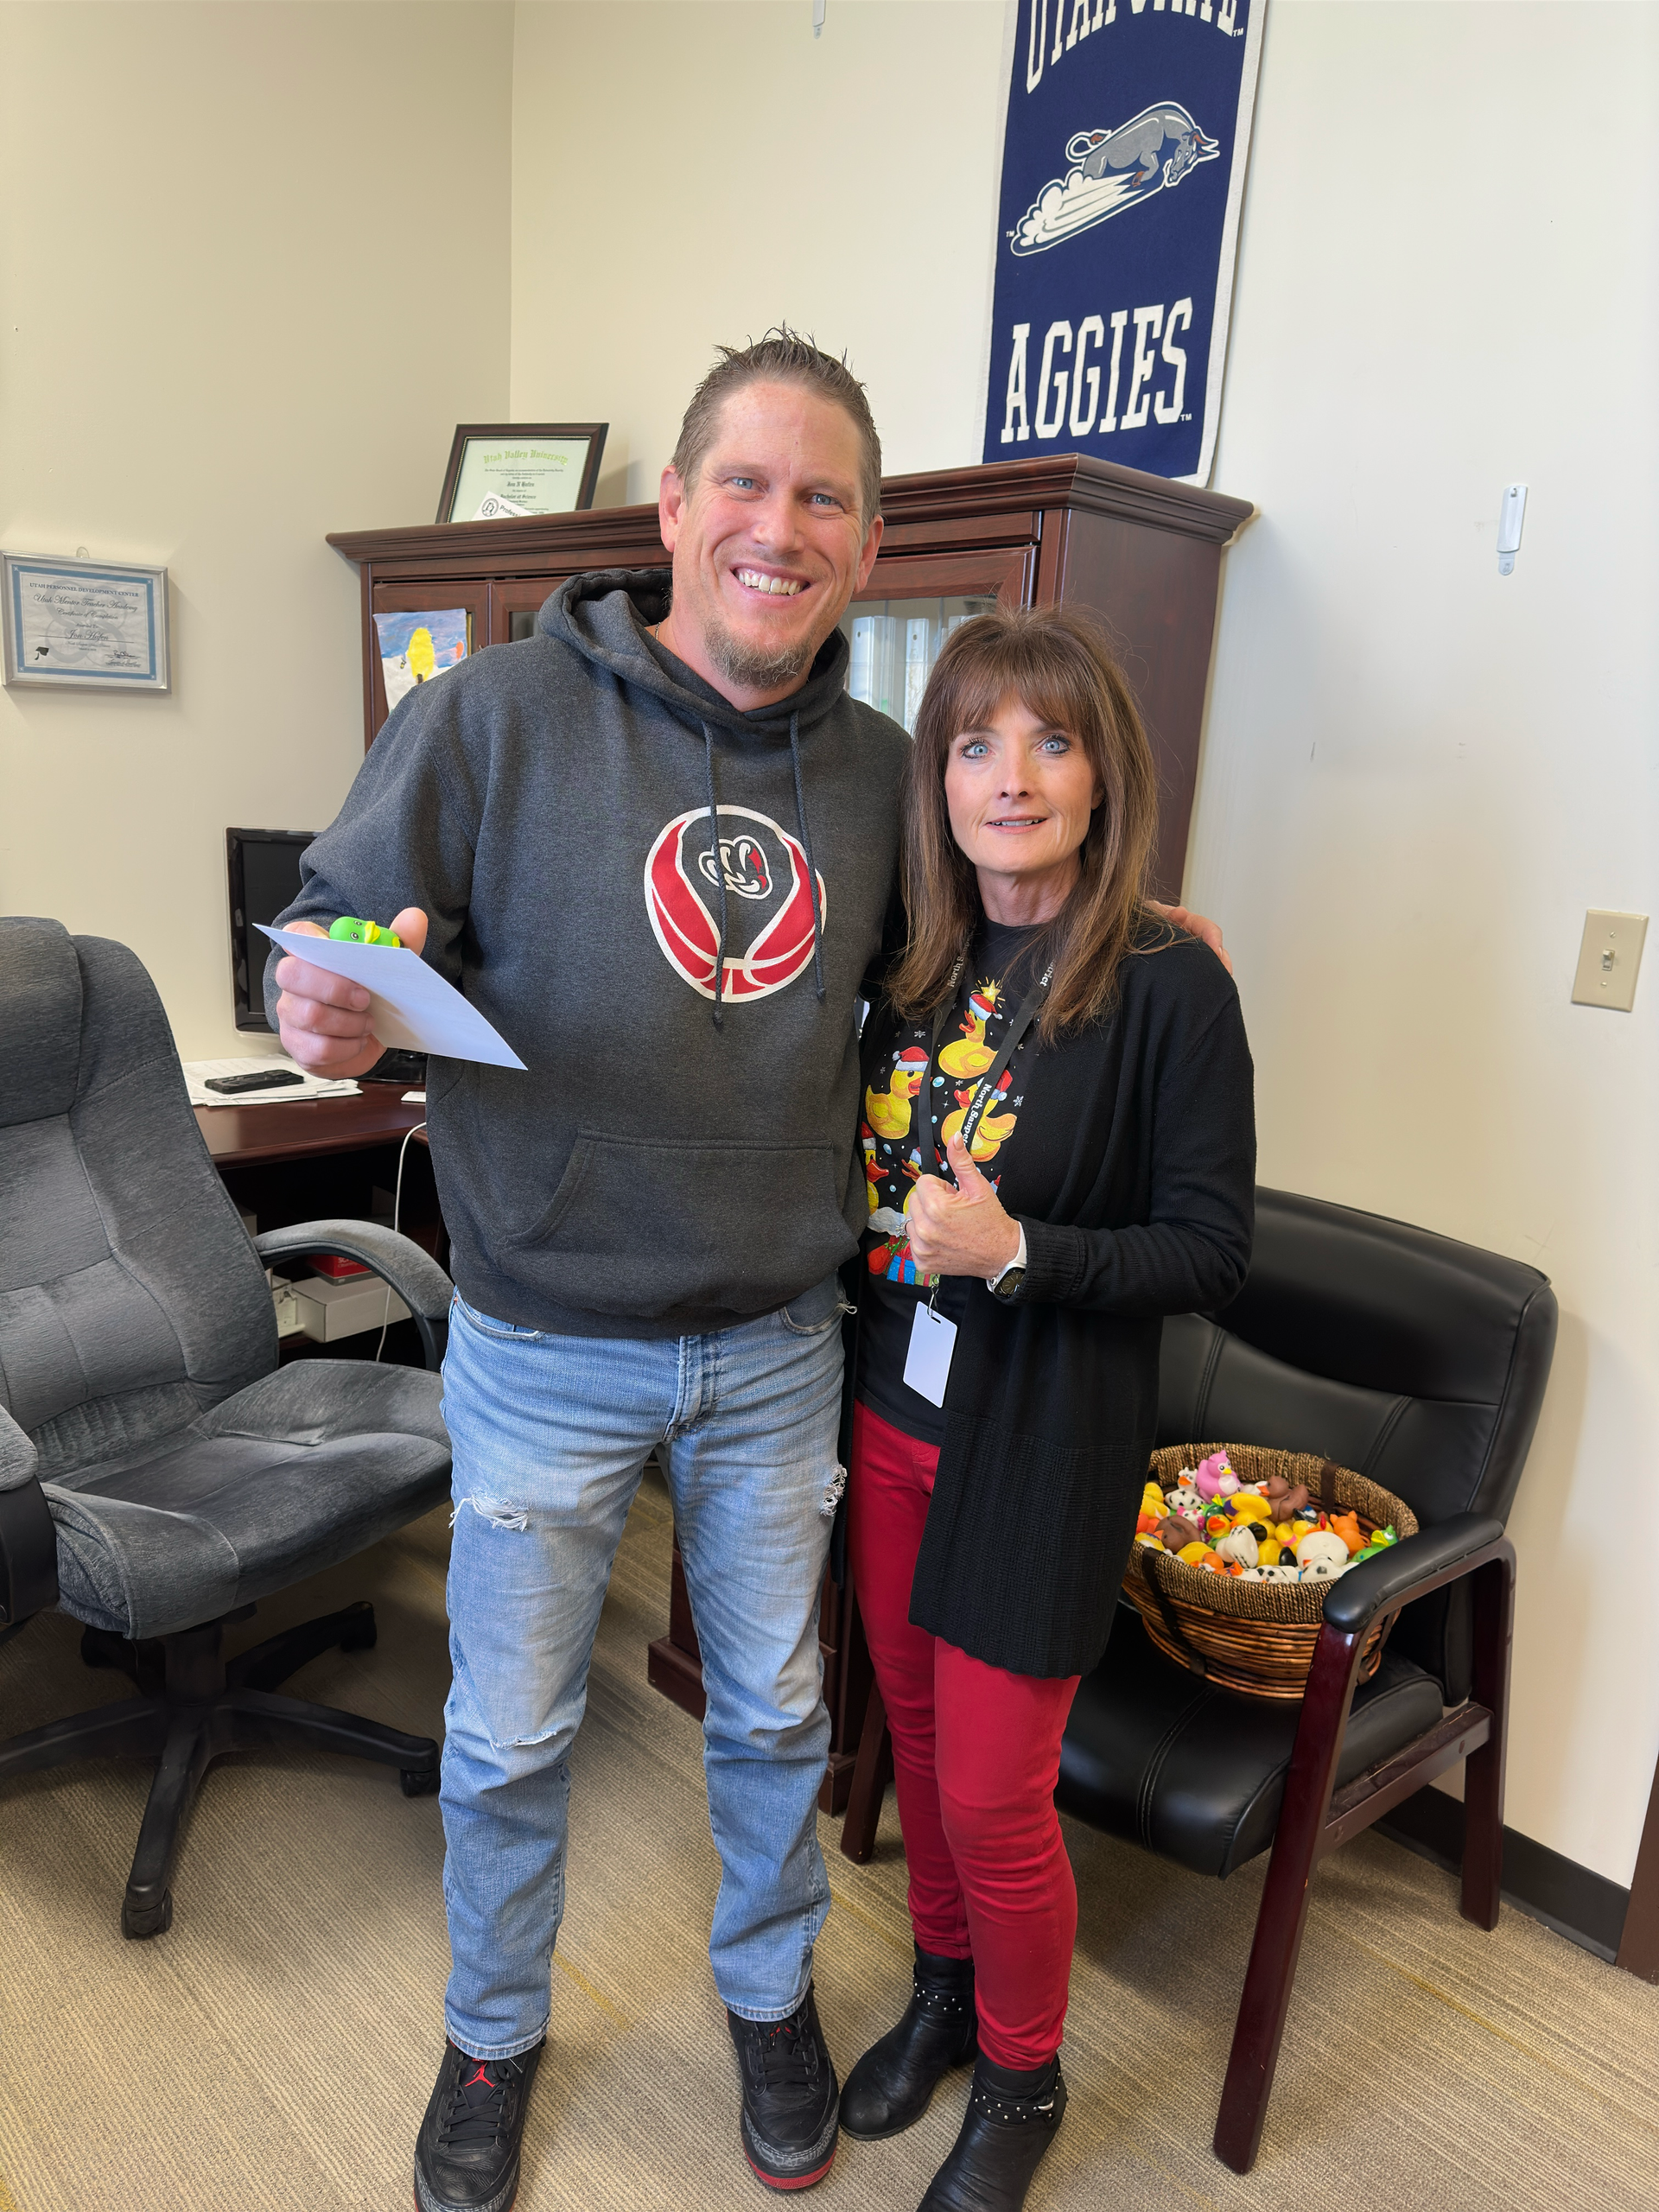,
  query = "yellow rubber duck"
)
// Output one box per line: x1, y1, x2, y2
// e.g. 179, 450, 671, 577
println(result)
865, 1052, 928, 1141
938, 982, 1001, 1079
950, 1105, 1017, 1160
941, 1075, 1017, 1162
